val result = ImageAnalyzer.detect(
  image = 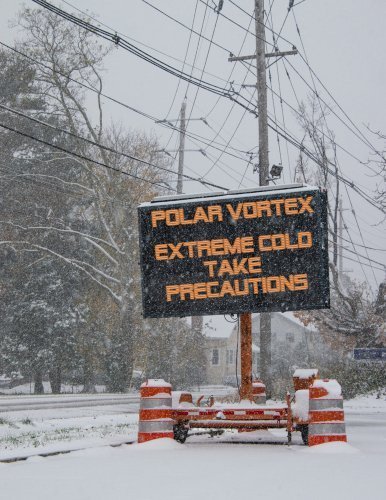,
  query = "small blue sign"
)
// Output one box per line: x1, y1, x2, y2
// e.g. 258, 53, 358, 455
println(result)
353, 348, 386, 361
